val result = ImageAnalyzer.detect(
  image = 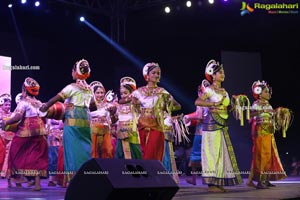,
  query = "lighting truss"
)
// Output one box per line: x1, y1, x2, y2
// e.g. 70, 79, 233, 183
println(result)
52, 0, 177, 16
51, 0, 177, 42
